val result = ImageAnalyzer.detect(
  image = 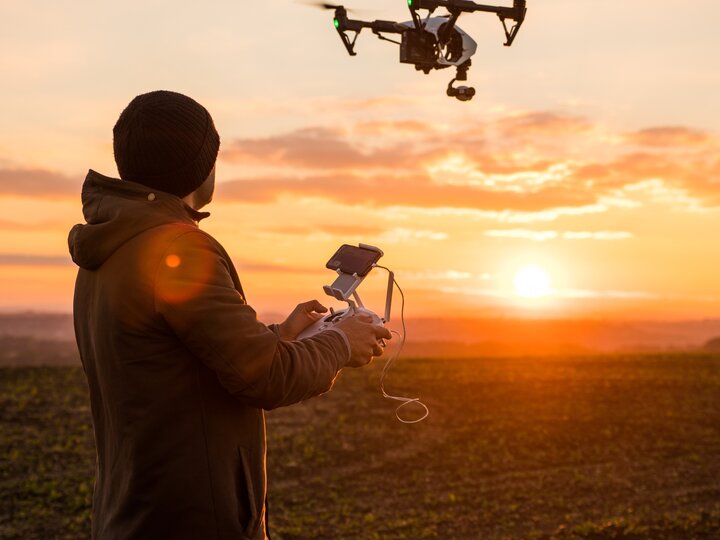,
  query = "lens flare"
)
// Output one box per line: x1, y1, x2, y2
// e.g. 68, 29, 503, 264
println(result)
165, 254, 181, 268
